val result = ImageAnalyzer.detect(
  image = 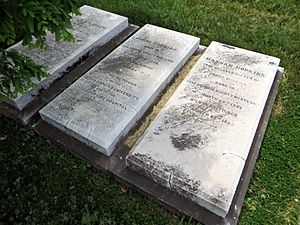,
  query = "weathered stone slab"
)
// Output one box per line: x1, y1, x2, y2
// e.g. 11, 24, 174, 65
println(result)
126, 41, 280, 217
39, 24, 200, 156
6, 5, 128, 110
